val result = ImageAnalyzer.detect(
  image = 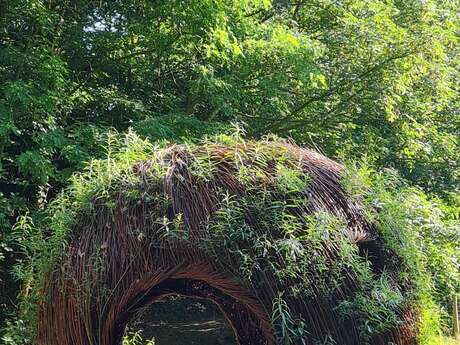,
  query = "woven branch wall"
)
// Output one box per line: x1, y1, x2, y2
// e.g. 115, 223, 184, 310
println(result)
37, 139, 417, 345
